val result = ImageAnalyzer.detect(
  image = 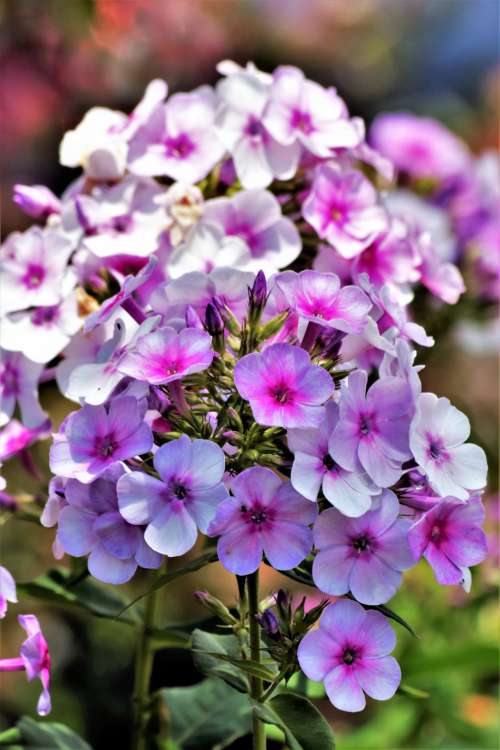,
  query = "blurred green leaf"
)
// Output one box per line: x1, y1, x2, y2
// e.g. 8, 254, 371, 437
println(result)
404, 642, 498, 677
17, 568, 138, 624
196, 652, 277, 682
0, 717, 92, 749
398, 683, 430, 699
255, 692, 335, 750
159, 678, 252, 749
191, 630, 248, 692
